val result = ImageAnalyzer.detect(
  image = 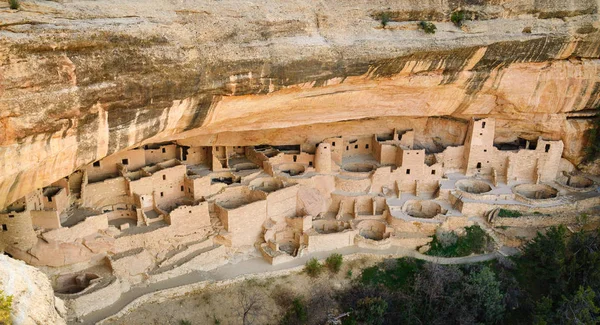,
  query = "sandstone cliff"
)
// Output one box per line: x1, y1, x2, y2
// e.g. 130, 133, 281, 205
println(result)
1, 0, 599, 208
0, 255, 67, 324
